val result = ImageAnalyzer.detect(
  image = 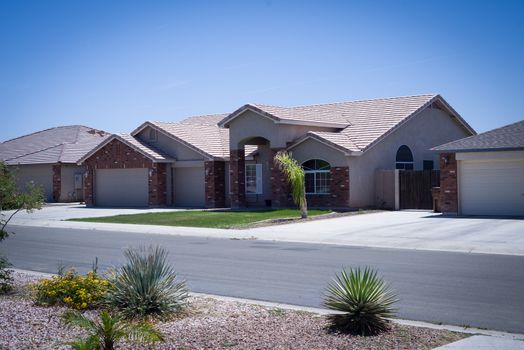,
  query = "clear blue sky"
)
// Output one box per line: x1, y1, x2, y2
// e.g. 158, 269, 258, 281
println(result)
1, 0, 523, 141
